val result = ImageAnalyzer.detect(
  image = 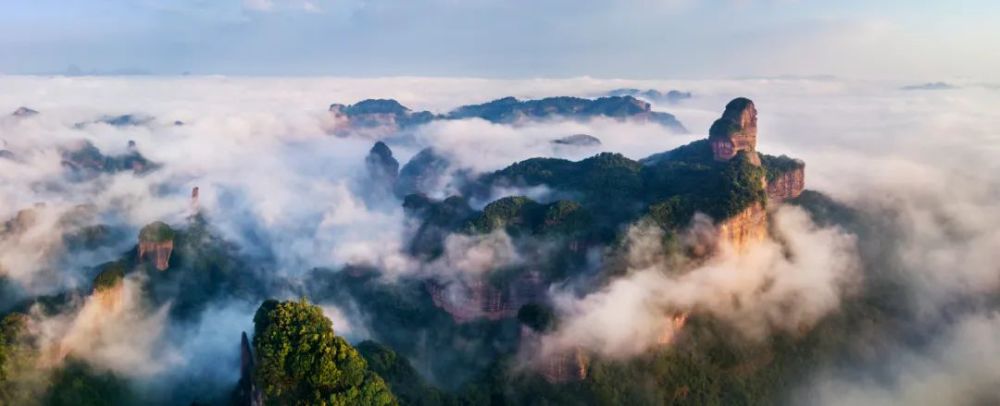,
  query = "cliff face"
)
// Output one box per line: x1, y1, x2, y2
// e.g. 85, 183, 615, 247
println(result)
427, 271, 544, 323
138, 222, 175, 271
766, 166, 805, 202
706, 98, 807, 247
540, 348, 590, 383
138, 240, 174, 271
717, 202, 768, 251
656, 313, 688, 346
709, 98, 759, 165
47, 279, 128, 366
92, 280, 125, 313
